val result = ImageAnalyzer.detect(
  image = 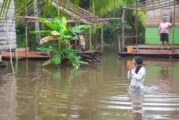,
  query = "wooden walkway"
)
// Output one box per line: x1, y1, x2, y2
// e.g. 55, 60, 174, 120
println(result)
119, 45, 179, 58
2, 51, 49, 60
132, 45, 179, 49
2, 48, 99, 60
